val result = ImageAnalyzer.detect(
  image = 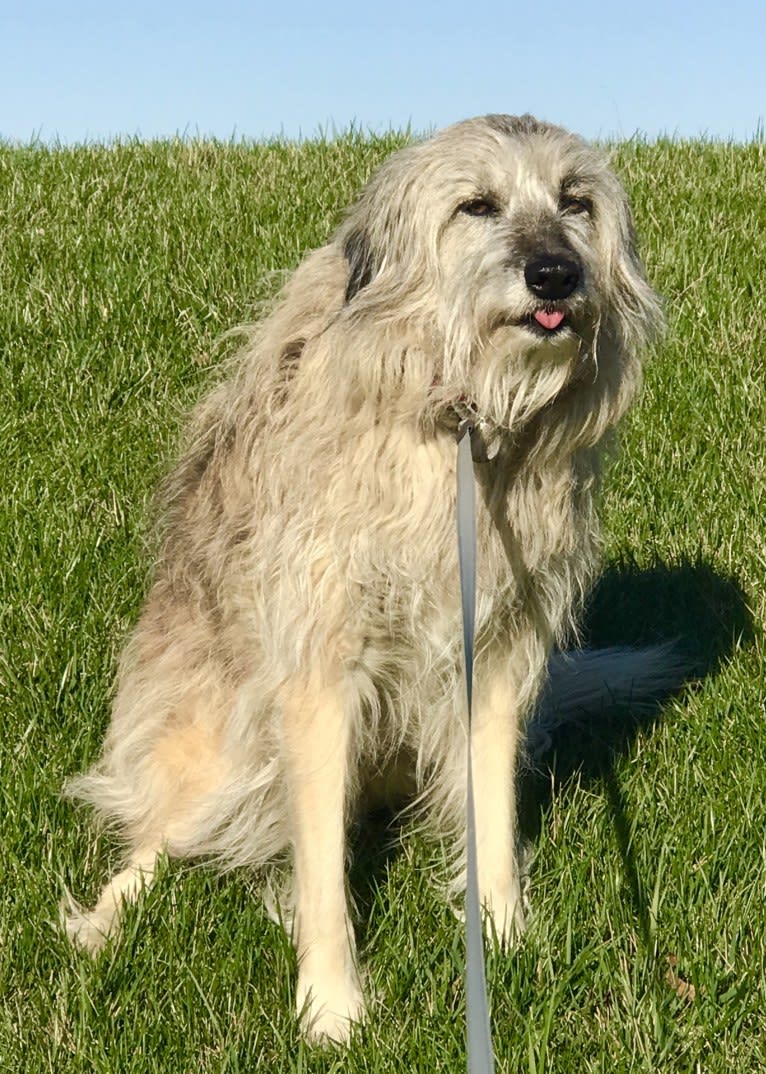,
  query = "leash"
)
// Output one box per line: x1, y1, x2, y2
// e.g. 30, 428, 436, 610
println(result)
456, 421, 496, 1074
